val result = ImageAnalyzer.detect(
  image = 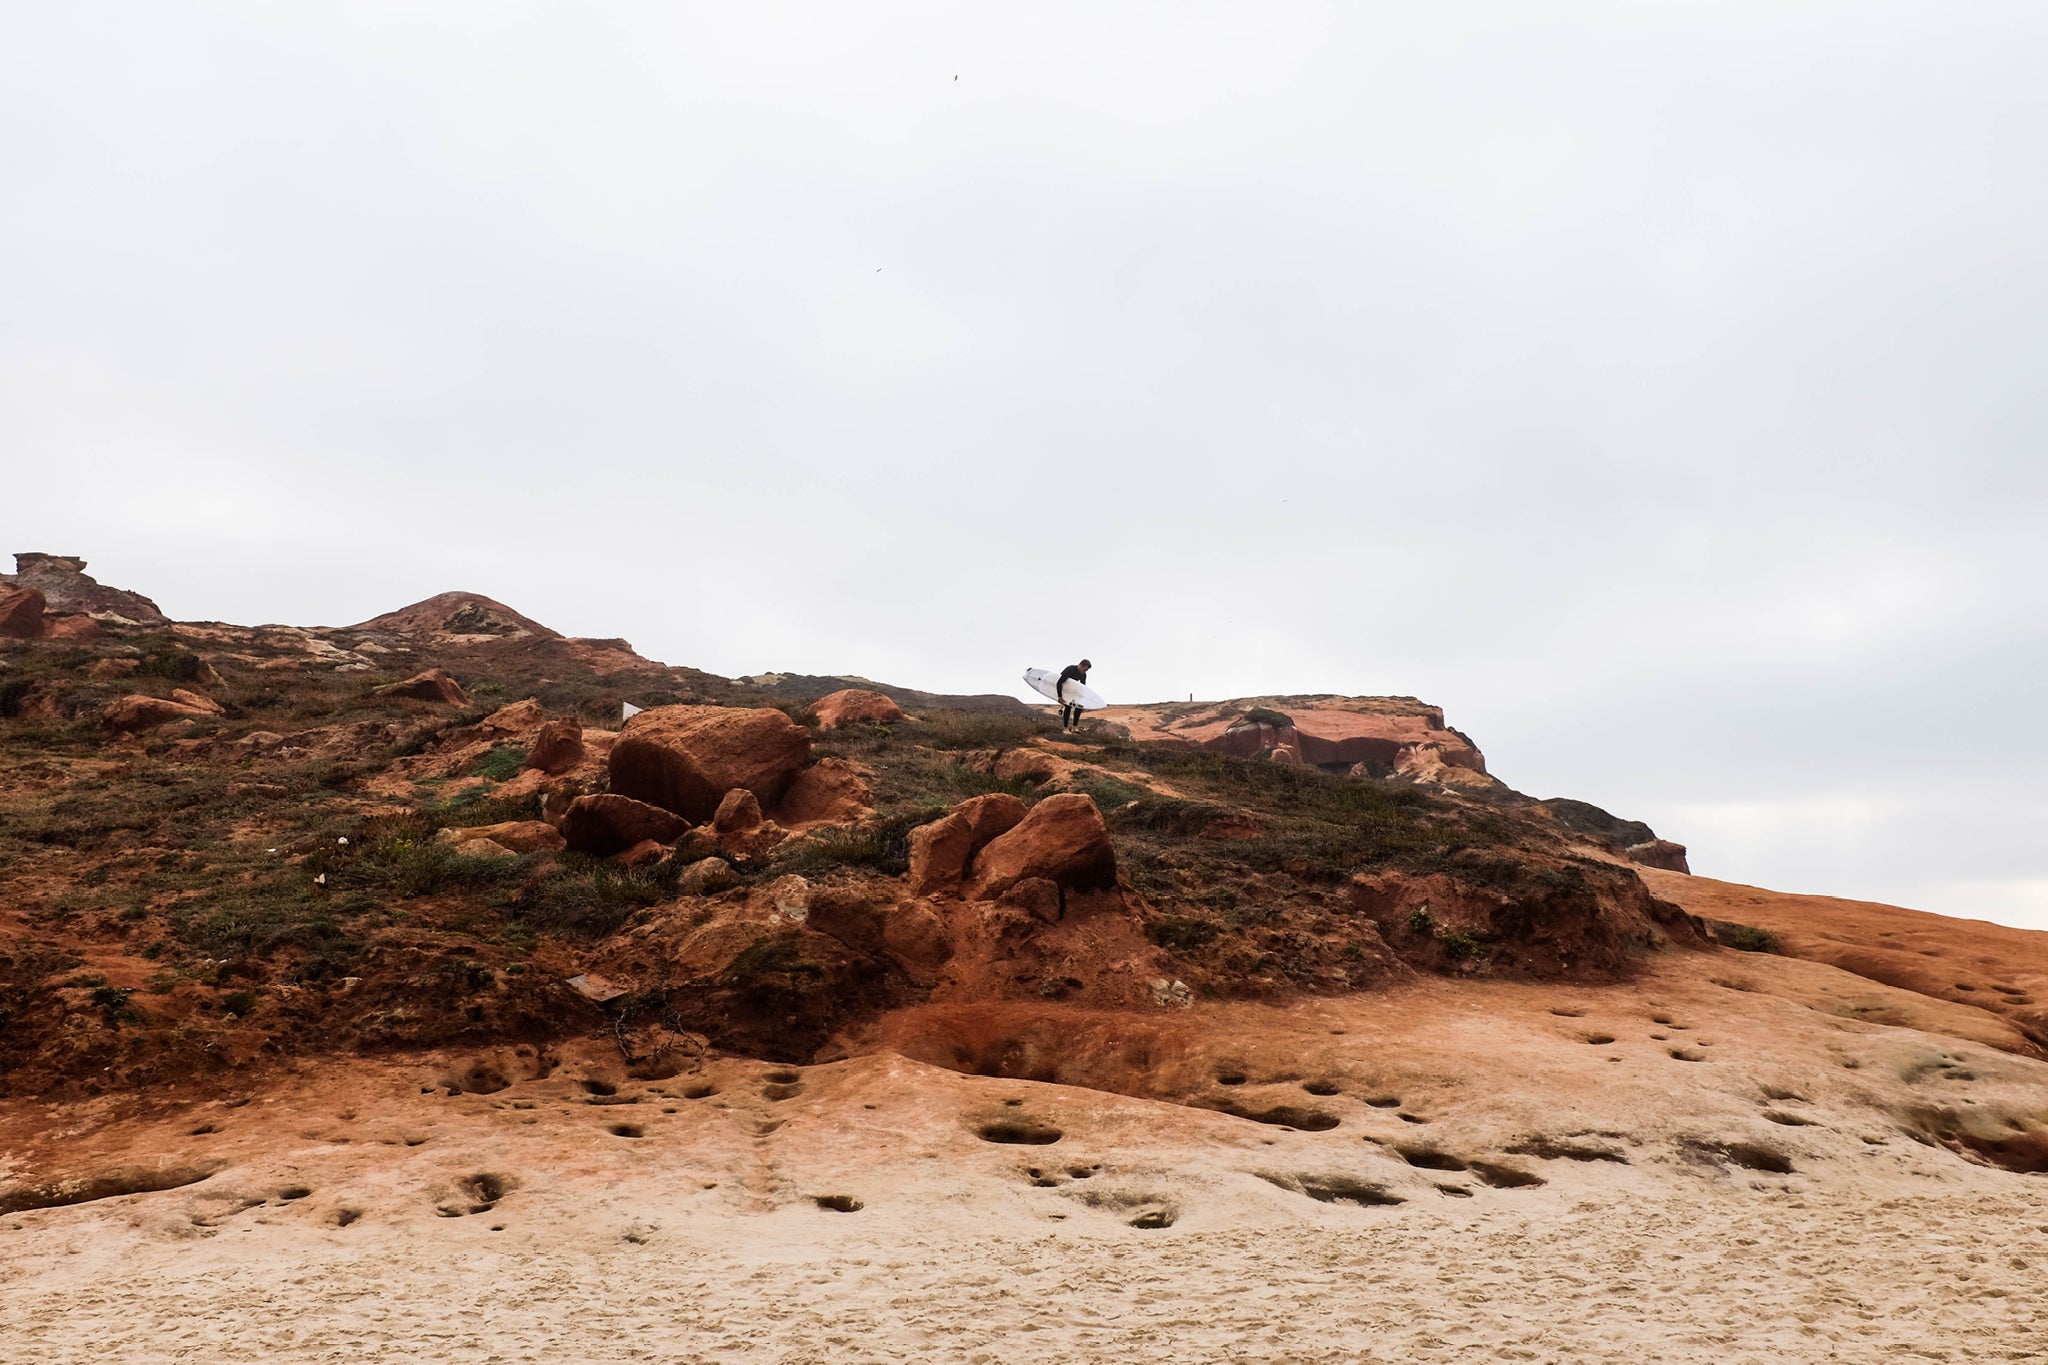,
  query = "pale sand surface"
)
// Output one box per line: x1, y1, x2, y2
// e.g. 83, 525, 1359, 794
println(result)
6, 965, 2046, 1363
7, 1189, 2043, 1363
